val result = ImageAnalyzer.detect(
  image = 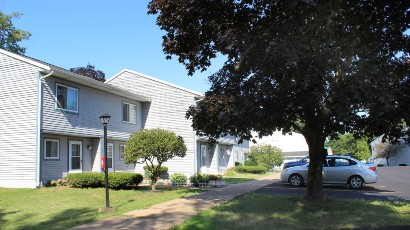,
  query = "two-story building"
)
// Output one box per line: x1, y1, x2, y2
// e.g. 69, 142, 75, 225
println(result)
0, 48, 247, 188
